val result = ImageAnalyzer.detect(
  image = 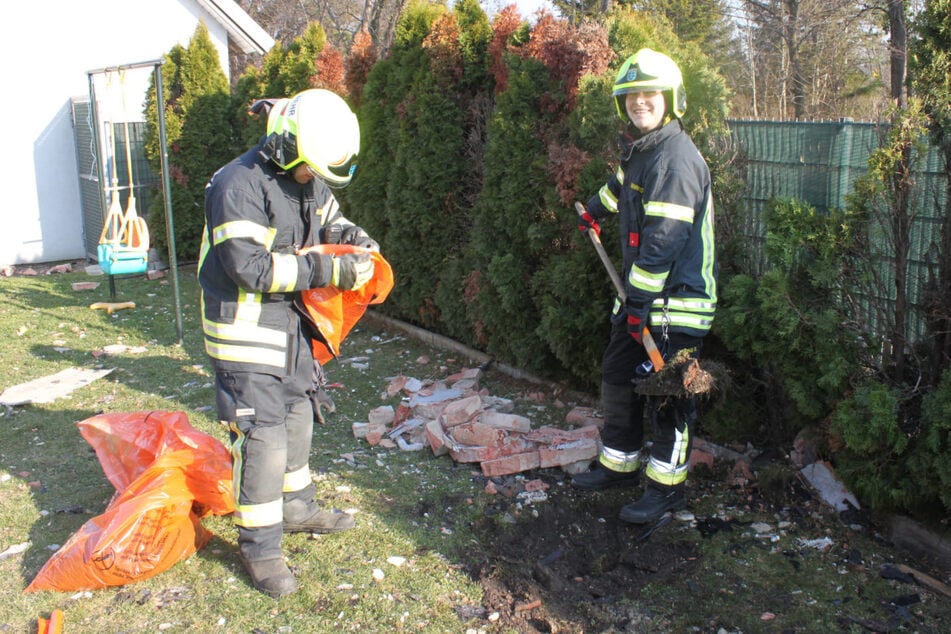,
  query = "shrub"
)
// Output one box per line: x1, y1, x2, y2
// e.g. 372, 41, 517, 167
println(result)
709, 199, 864, 443
144, 22, 234, 264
